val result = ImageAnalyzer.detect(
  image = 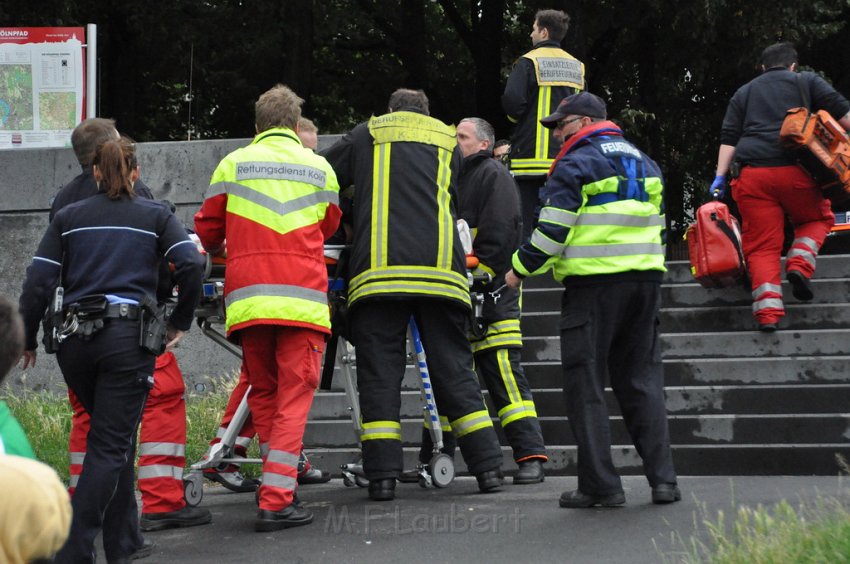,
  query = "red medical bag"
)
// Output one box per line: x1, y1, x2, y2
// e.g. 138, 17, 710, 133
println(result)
685, 201, 747, 288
